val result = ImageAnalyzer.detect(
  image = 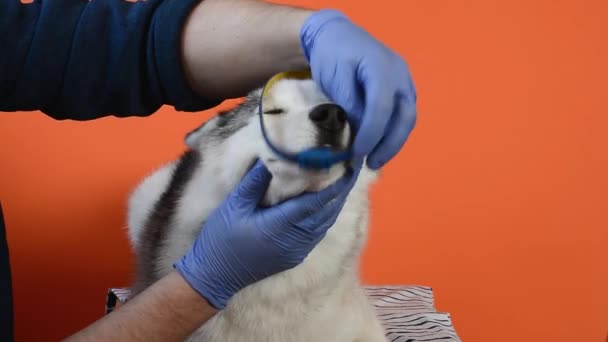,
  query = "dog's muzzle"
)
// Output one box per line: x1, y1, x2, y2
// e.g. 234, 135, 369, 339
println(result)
309, 104, 349, 151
